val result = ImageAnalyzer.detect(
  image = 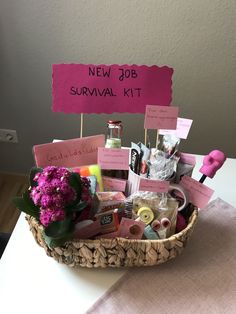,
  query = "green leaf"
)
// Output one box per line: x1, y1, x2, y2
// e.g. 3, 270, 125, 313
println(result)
44, 218, 74, 239
73, 201, 88, 212
29, 167, 43, 187
43, 232, 72, 248
23, 191, 40, 219
69, 172, 82, 198
13, 197, 29, 213
66, 201, 88, 213
13, 193, 40, 219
